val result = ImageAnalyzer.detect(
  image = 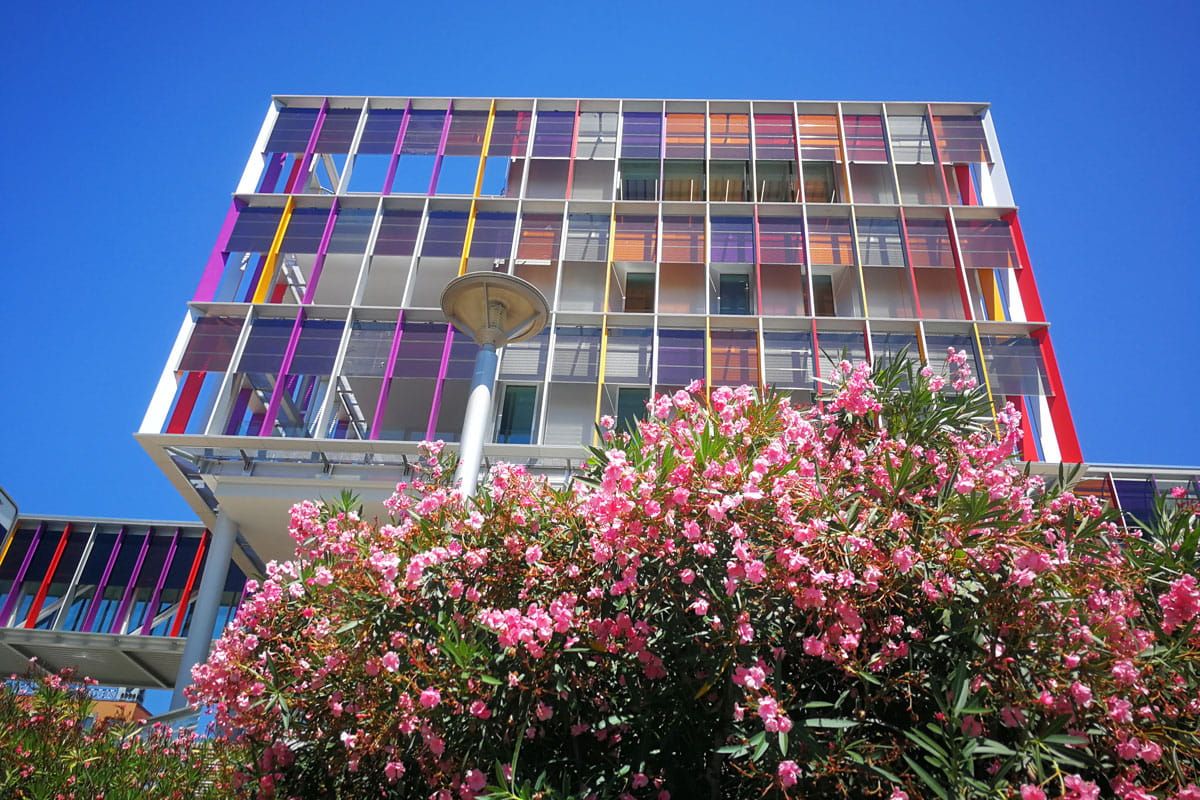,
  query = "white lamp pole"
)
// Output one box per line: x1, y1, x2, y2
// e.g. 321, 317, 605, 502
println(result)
440, 273, 549, 497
